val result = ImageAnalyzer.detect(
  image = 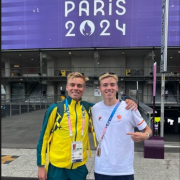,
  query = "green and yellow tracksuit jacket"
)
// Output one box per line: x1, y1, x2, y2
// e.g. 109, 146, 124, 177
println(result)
37, 96, 96, 170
